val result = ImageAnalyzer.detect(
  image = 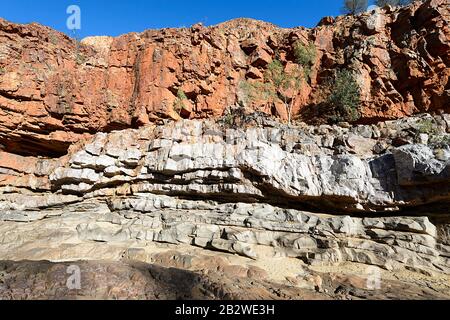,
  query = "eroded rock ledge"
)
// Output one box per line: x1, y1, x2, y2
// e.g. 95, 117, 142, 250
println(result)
0, 115, 449, 278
